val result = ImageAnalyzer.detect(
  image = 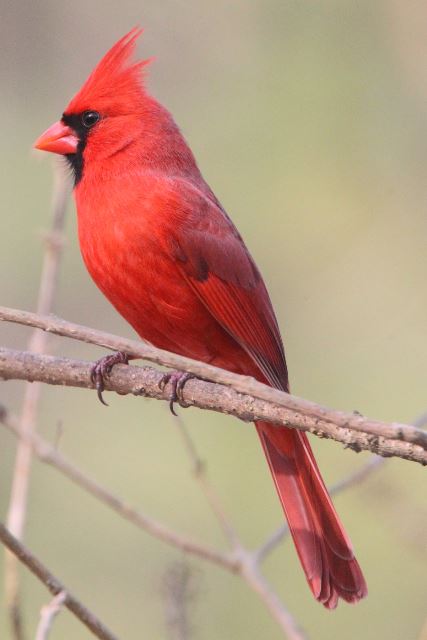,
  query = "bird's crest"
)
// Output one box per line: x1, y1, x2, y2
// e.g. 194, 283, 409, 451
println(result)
65, 27, 150, 116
